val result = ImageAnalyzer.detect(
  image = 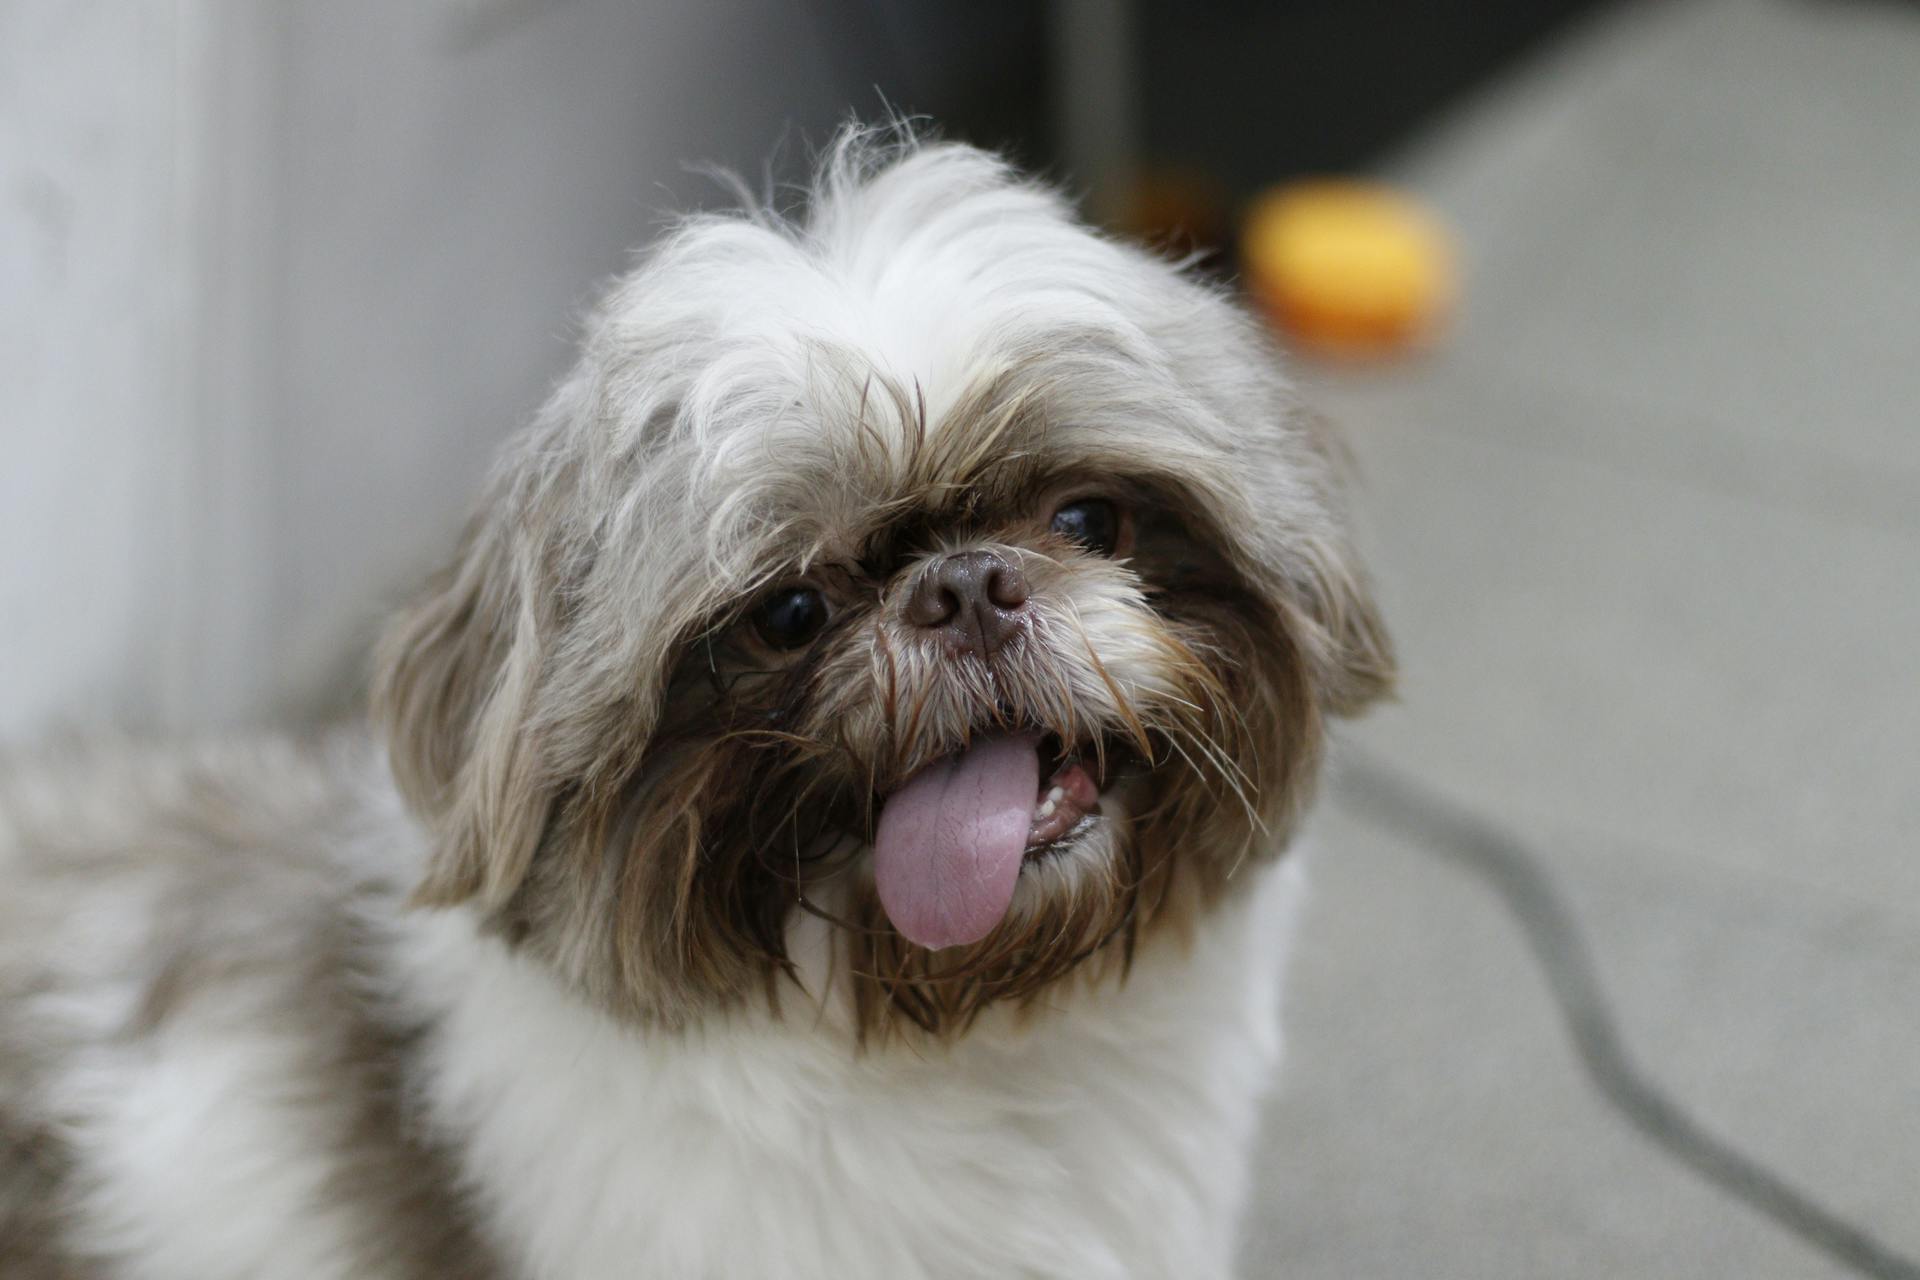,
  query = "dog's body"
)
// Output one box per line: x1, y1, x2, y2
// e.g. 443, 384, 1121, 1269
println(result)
0, 736, 1296, 1279
1, 132, 1387, 1278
